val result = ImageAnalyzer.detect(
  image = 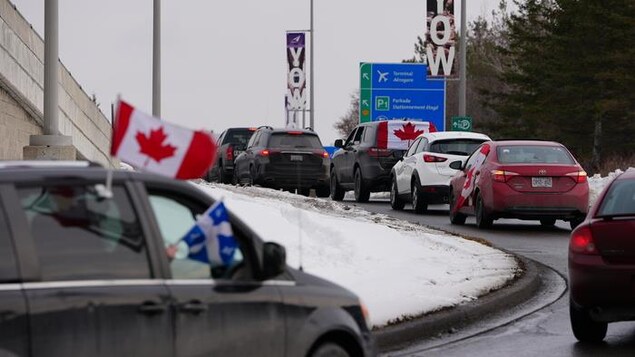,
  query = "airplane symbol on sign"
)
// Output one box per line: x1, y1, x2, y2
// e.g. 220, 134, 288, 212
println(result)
377, 71, 389, 82
292, 35, 302, 43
